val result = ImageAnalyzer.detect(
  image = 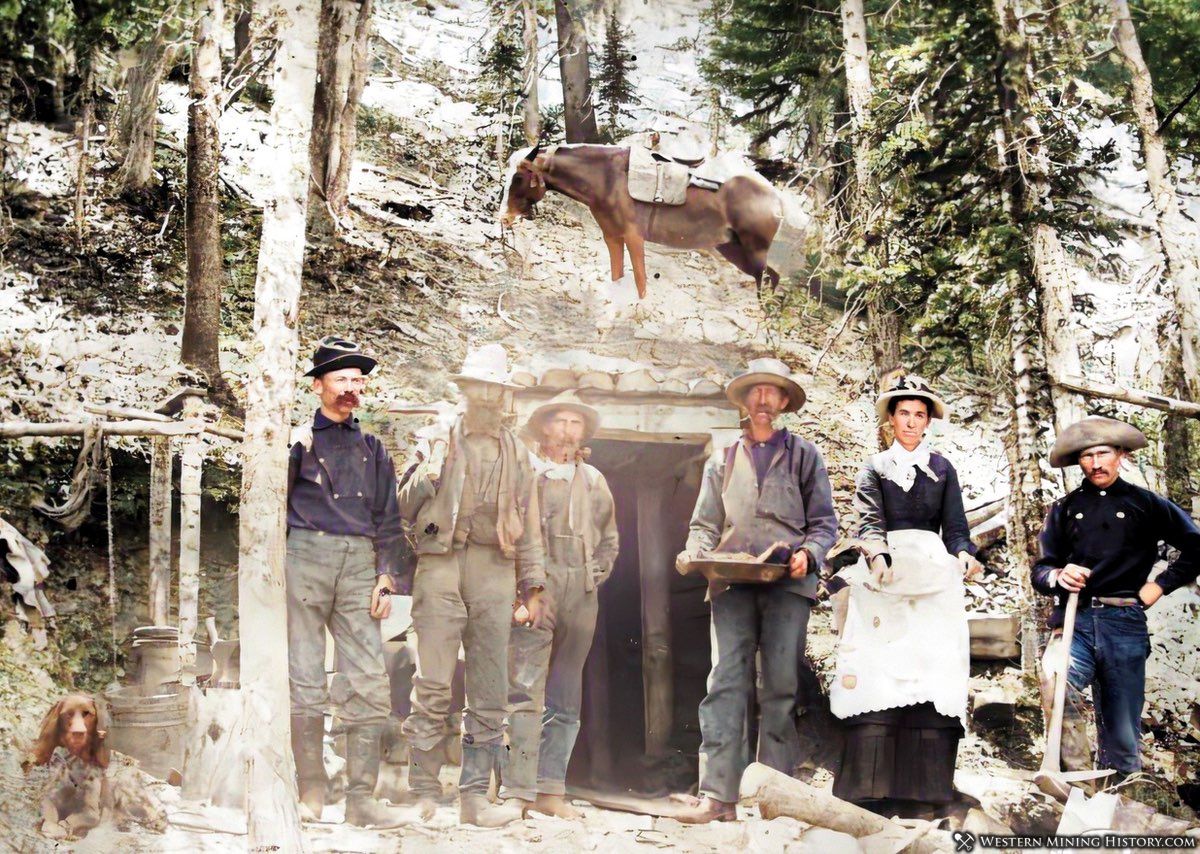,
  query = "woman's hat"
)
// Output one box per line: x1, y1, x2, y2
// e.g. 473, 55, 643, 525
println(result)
1049, 416, 1148, 467
304, 336, 377, 378
524, 390, 600, 441
724, 358, 806, 413
451, 343, 520, 389
875, 374, 947, 424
